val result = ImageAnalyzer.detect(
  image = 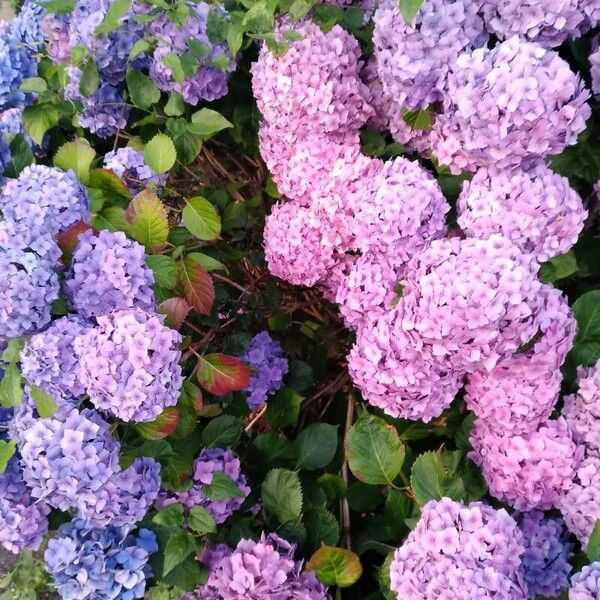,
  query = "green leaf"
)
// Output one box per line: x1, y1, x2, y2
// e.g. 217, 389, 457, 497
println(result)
397, 0, 424, 24
572, 290, 600, 366
306, 545, 363, 588
29, 386, 58, 418
588, 520, 600, 561
177, 256, 215, 315
144, 133, 177, 174
147, 255, 178, 289
40, 0, 75, 13
200, 414, 243, 448
242, 1, 274, 33
188, 506, 217, 536
95, 0, 131, 34
190, 108, 233, 138
186, 252, 226, 272
402, 107, 433, 130
20, 77, 47, 93
0, 364, 23, 408
173, 131, 203, 165
197, 354, 250, 396
202, 472, 244, 500
164, 92, 185, 117
124, 190, 169, 251
182, 197, 221, 241
153, 503, 185, 529
79, 59, 100, 97
0, 440, 16, 474
135, 407, 181, 440
161, 556, 206, 591
540, 251, 579, 282
385, 488, 412, 539
129, 39, 150, 60
23, 103, 59, 145
54, 139, 96, 184
248, 432, 295, 470
304, 508, 340, 552
295, 423, 338, 471
261, 468, 303, 524
163, 531, 196, 576
88, 168, 131, 199
265, 387, 303, 428
162, 53, 186, 83
345, 412, 405, 485
346, 482, 382, 512
2, 339, 26, 364
126, 68, 161, 110
91, 206, 127, 232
